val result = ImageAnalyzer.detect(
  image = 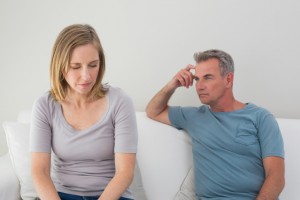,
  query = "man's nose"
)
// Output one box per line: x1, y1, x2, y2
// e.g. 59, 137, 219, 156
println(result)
196, 79, 205, 90
196, 79, 203, 89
